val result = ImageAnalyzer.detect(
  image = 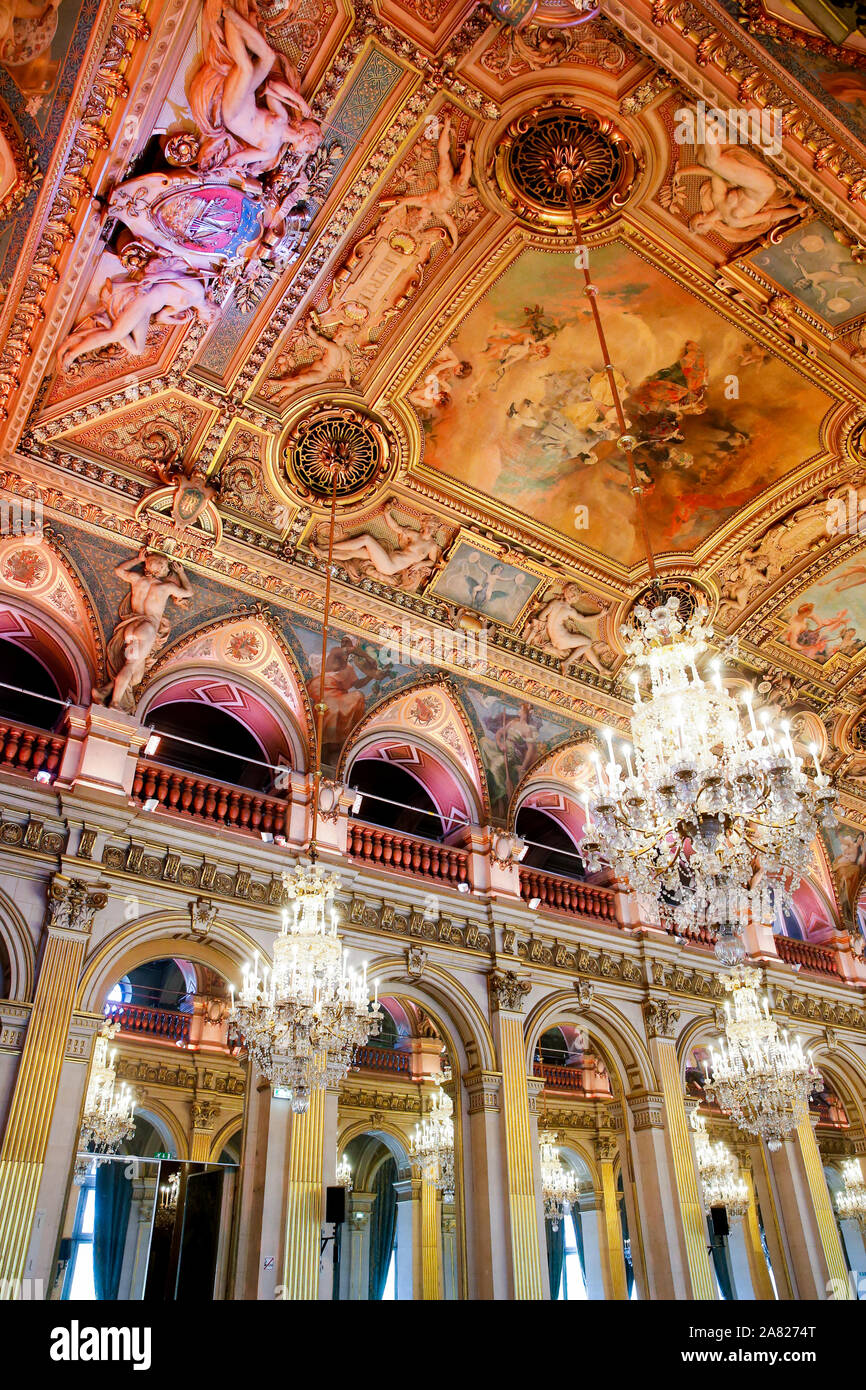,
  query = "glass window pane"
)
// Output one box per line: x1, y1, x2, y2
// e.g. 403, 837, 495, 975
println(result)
80, 1187, 95, 1236
69, 1243, 96, 1301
